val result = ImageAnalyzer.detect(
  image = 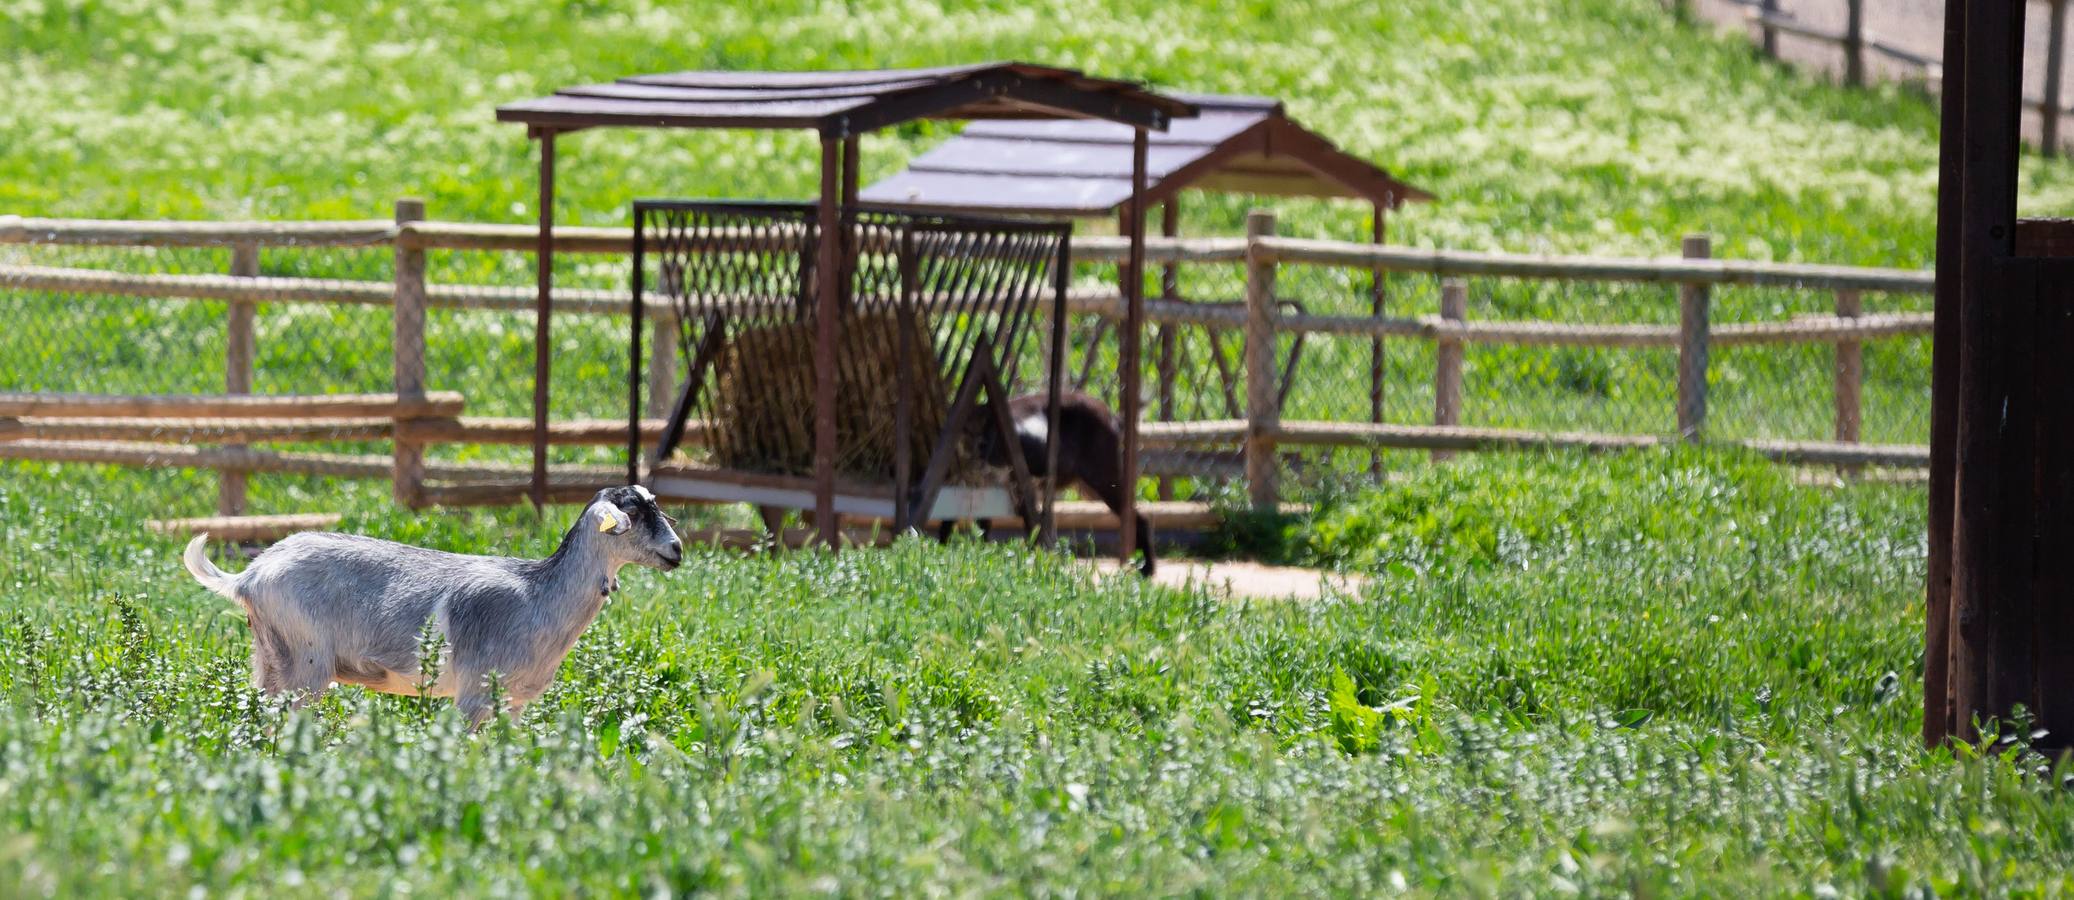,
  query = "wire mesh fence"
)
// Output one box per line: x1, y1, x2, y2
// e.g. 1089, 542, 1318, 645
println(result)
0, 213, 1939, 524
